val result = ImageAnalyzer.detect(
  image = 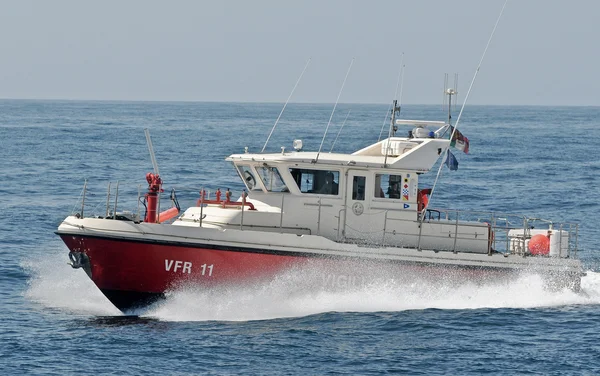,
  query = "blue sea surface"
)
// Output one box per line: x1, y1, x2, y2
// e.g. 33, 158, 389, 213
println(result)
1, 100, 599, 375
